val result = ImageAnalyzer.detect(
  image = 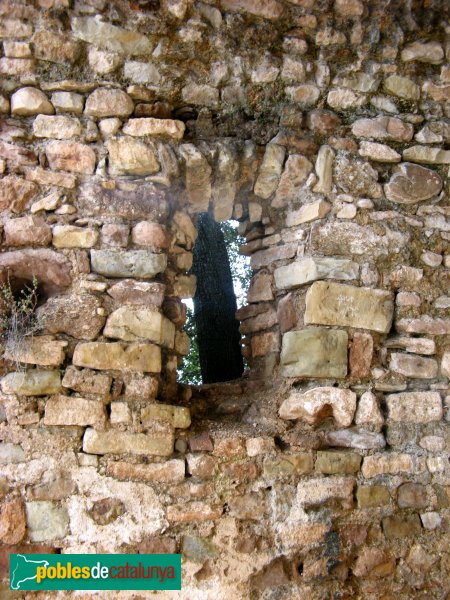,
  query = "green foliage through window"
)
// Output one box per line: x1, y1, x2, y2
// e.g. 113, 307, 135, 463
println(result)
177, 220, 251, 384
